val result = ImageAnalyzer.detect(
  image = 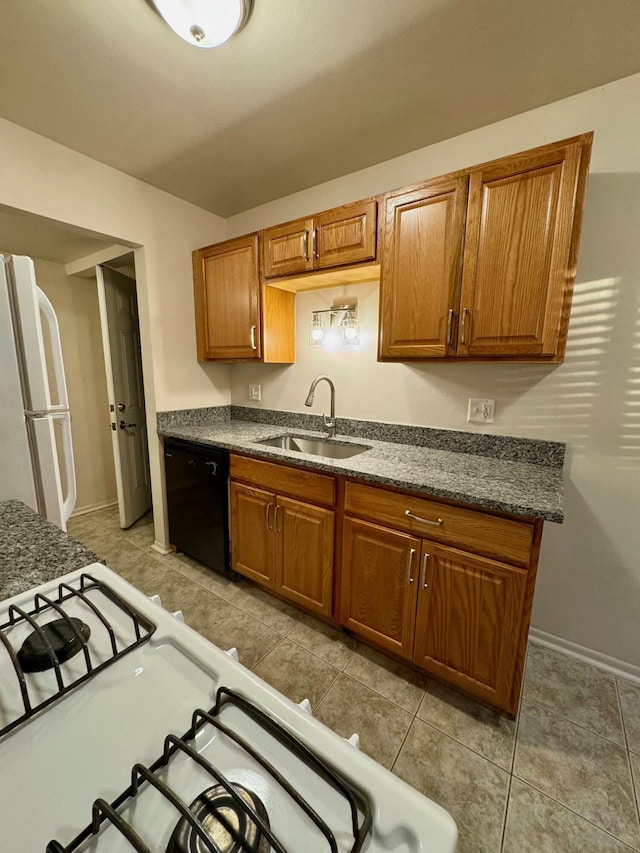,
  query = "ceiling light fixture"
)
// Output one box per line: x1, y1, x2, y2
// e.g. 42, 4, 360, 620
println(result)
151, 0, 253, 49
